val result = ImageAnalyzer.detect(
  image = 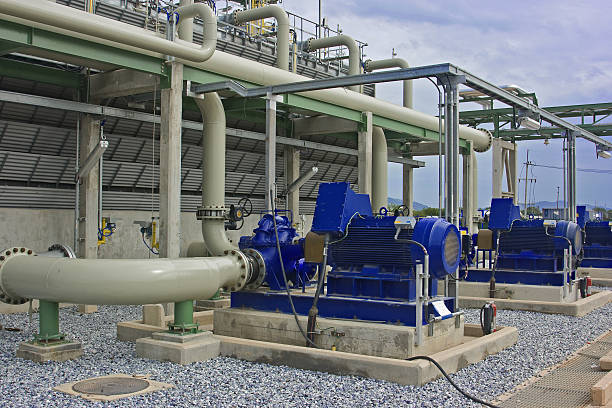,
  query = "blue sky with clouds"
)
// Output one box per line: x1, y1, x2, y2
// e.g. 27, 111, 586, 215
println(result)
282, 0, 612, 208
